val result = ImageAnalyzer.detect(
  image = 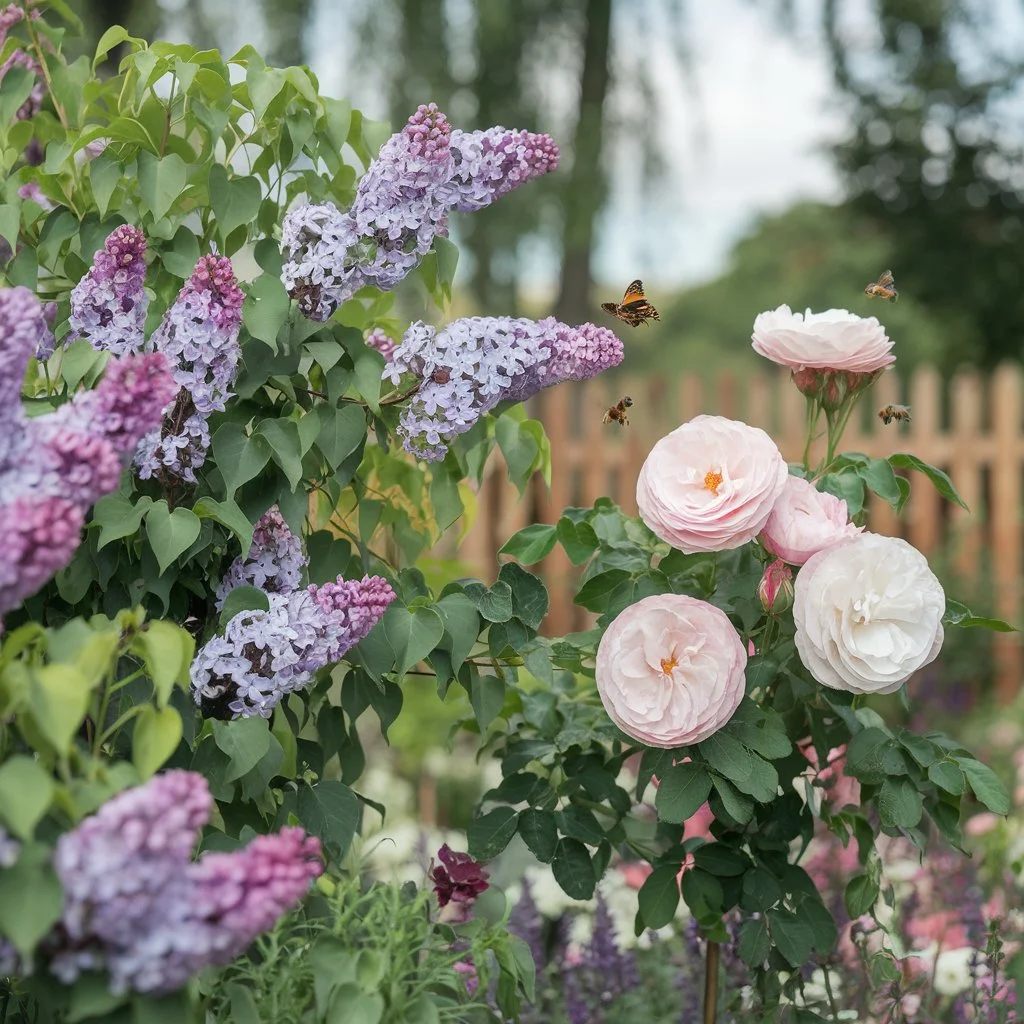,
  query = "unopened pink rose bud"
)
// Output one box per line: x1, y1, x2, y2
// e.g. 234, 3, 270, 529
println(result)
758, 558, 794, 615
